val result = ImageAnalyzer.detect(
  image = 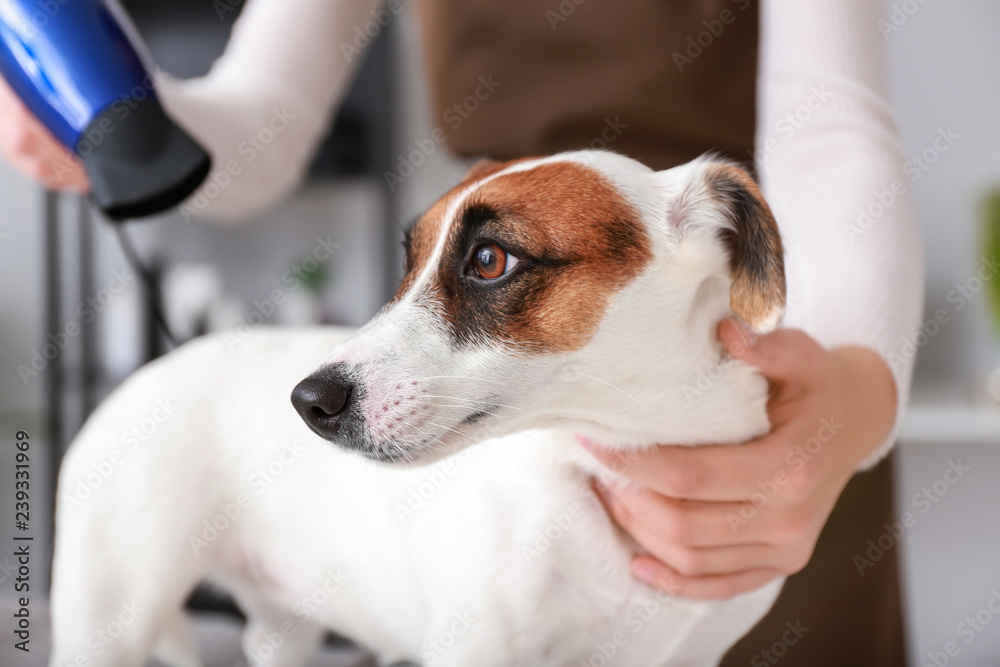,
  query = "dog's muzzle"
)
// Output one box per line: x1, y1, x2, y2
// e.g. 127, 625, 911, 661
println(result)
291, 364, 355, 441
